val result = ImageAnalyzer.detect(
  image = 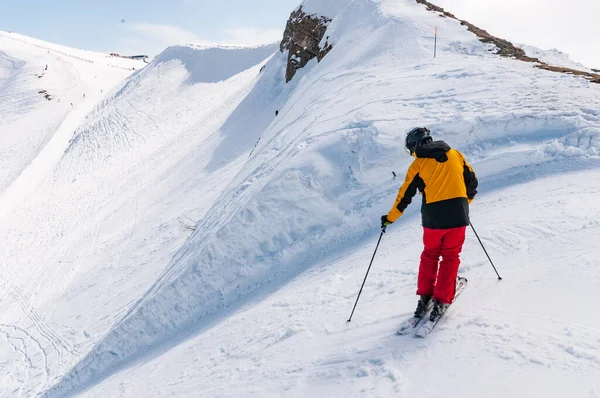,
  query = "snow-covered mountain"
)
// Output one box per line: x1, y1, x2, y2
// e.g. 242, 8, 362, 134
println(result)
1, 0, 599, 397
0, 30, 140, 199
